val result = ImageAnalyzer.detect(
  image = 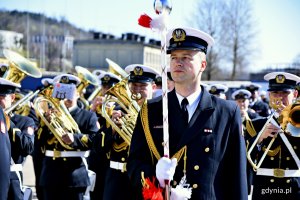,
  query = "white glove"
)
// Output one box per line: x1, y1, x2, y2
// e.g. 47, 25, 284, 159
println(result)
156, 157, 177, 187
